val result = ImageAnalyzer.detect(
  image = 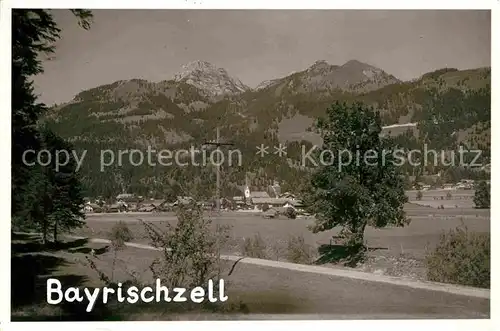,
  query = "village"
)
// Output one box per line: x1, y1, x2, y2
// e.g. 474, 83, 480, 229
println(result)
81, 181, 306, 218
81, 176, 487, 218
412, 178, 486, 191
